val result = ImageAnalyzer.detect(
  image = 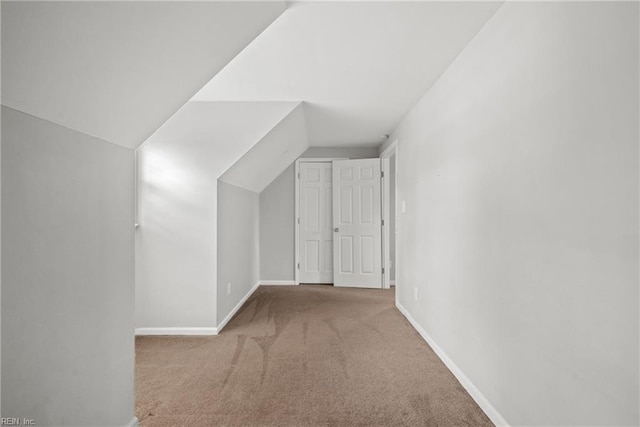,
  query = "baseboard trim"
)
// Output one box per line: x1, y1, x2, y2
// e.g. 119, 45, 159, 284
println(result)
125, 416, 139, 427
260, 280, 297, 286
135, 327, 218, 336
216, 281, 261, 333
396, 301, 509, 427
135, 282, 262, 337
